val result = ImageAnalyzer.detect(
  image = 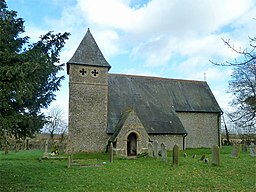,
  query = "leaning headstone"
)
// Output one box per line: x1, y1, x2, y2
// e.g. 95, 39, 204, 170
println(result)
43, 140, 49, 158
109, 142, 113, 163
153, 140, 158, 159
249, 143, 256, 157
148, 142, 153, 157
173, 144, 179, 167
200, 154, 206, 161
161, 143, 167, 163
231, 143, 241, 158
212, 145, 220, 166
